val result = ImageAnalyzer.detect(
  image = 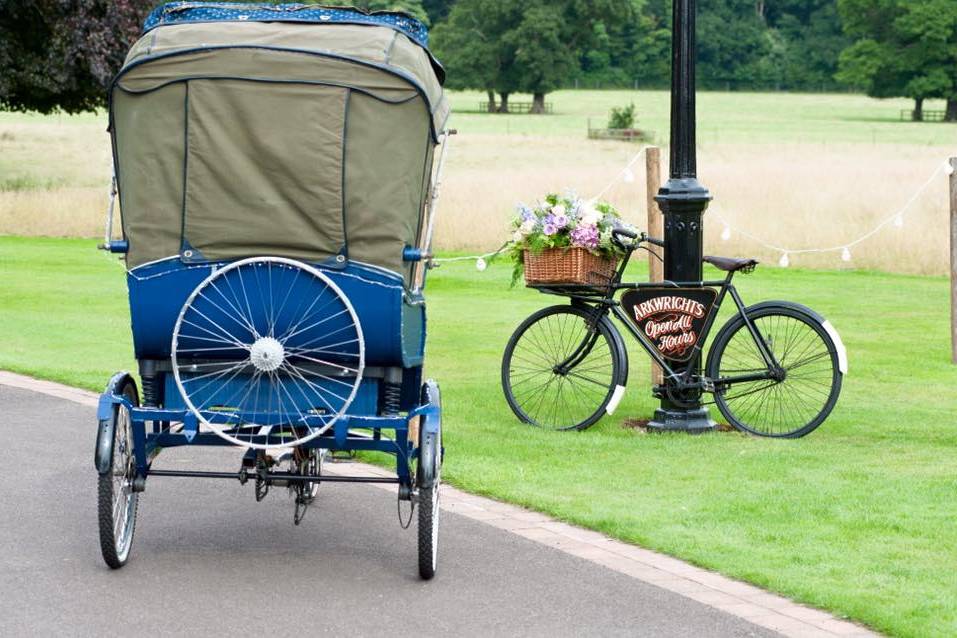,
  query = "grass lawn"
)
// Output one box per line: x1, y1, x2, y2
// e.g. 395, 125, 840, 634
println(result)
1, 236, 955, 636
445, 89, 955, 146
